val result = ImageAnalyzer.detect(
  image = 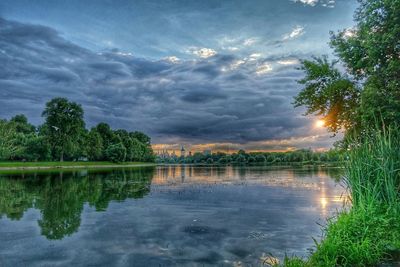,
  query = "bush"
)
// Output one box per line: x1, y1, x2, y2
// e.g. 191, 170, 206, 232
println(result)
218, 157, 228, 164
255, 154, 266, 162
105, 143, 126, 163
248, 156, 256, 163
236, 154, 247, 164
